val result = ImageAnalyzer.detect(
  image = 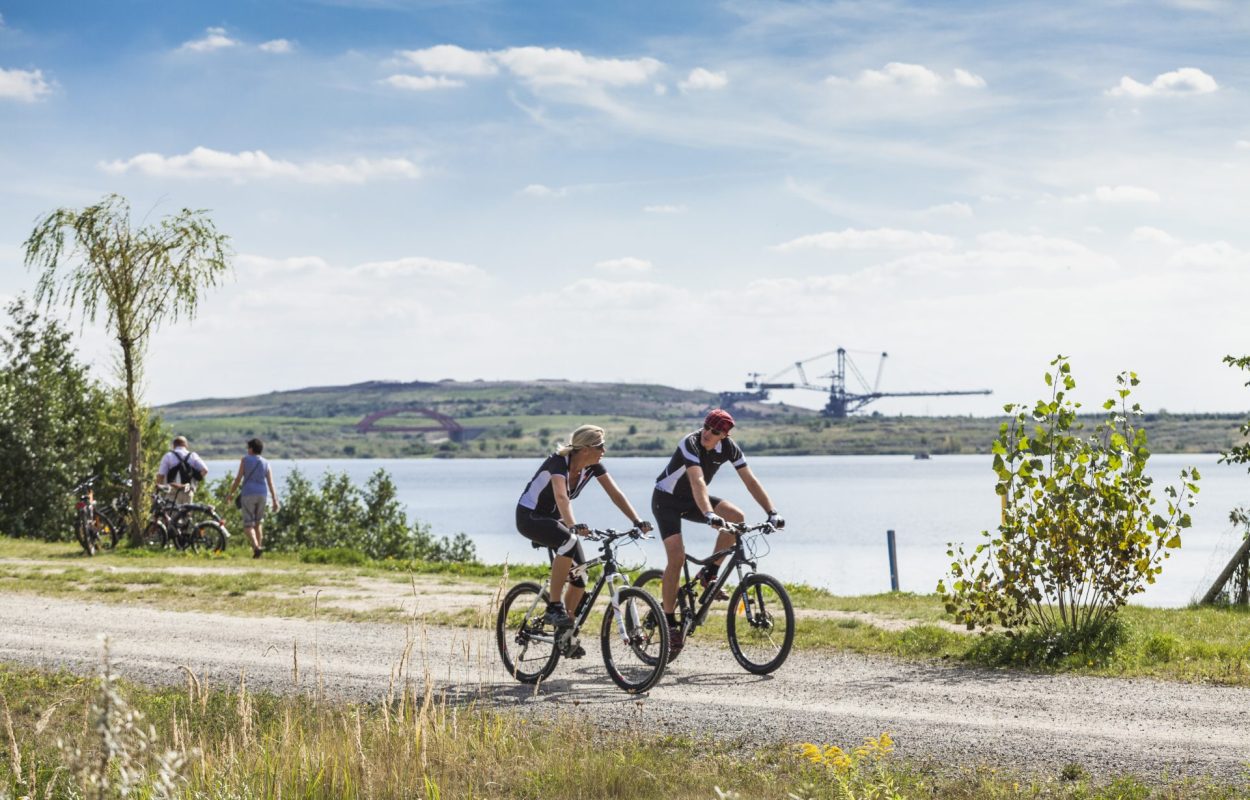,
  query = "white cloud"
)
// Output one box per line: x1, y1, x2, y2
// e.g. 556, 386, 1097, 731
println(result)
829, 62, 986, 94
352, 256, 485, 283
1065, 185, 1162, 204
179, 27, 239, 53
679, 67, 728, 92
1169, 241, 1250, 270
100, 146, 421, 184
383, 74, 465, 91
544, 278, 682, 309
259, 39, 294, 54
1130, 226, 1180, 246
0, 68, 52, 102
643, 204, 687, 214
493, 47, 662, 88
595, 257, 653, 273
952, 68, 986, 89
399, 44, 499, 76
924, 201, 973, 217
1237, 140, 1250, 150
236, 254, 330, 276
1107, 67, 1217, 97
520, 183, 568, 198
774, 227, 957, 252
